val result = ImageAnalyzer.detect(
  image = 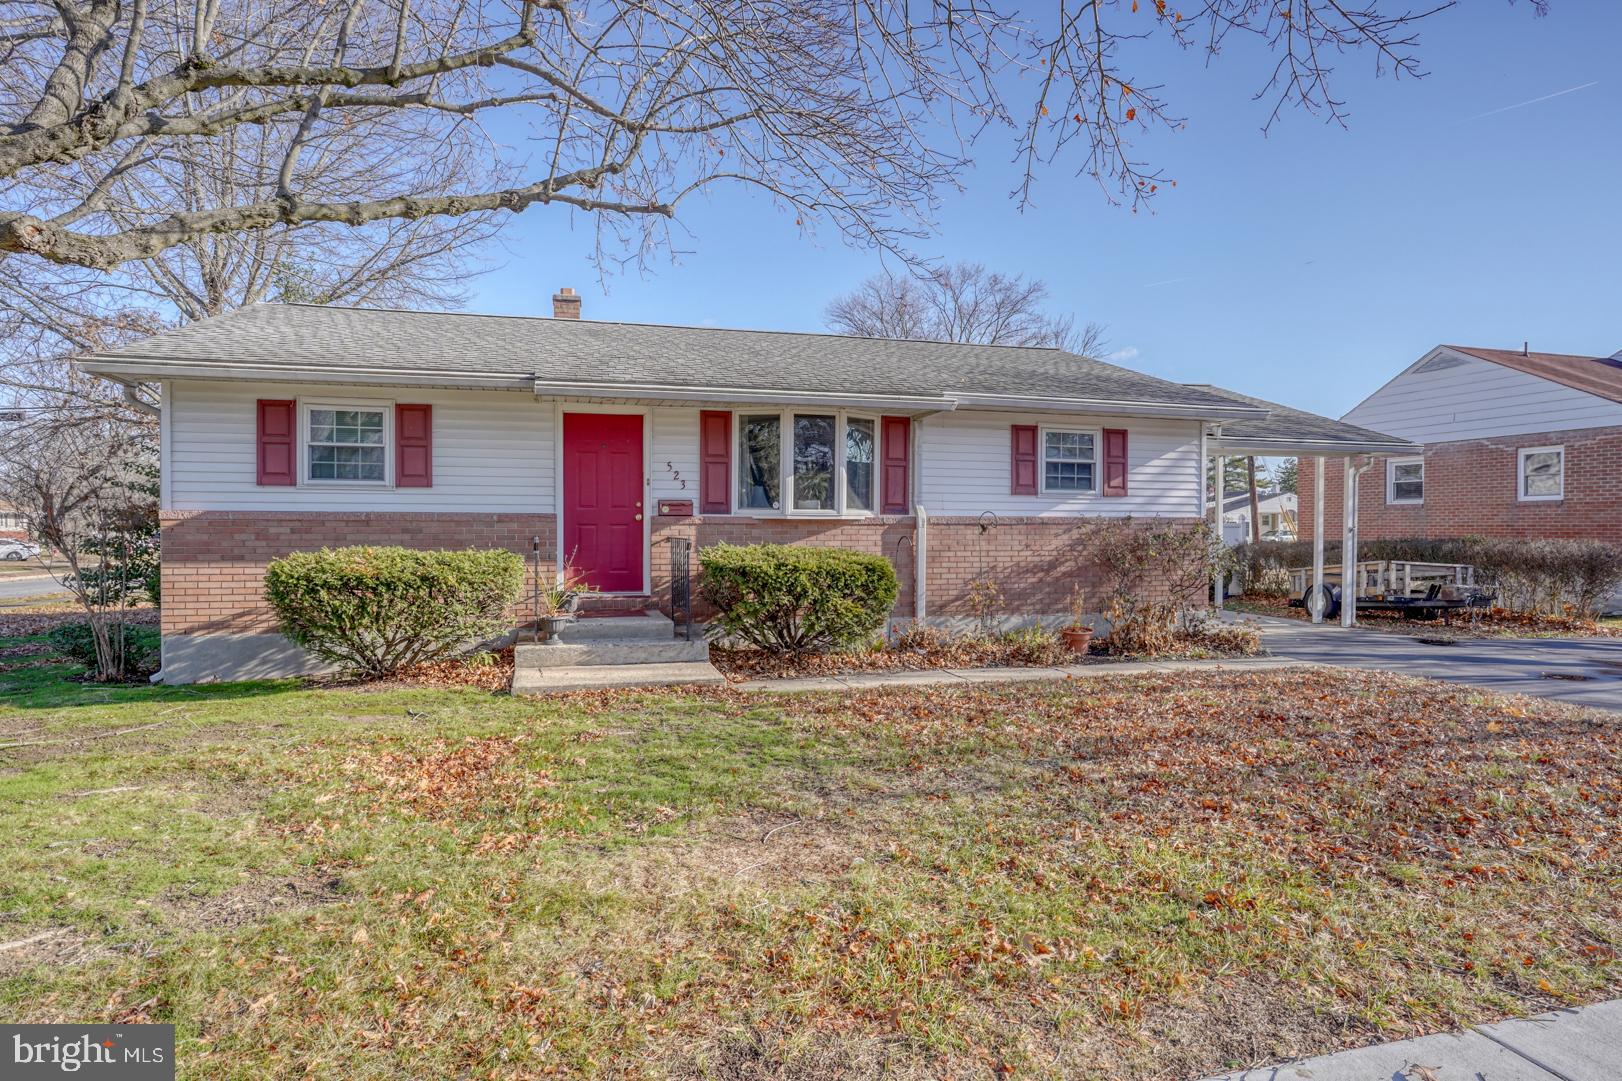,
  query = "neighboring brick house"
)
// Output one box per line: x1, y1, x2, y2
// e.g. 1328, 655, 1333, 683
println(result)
0, 504, 27, 541
79, 295, 1406, 682
1300, 344, 1622, 543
